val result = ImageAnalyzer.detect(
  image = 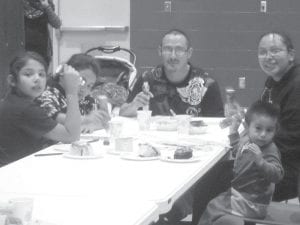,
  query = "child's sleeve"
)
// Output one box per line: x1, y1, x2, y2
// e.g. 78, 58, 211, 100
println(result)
228, 132, 240, 158
19, 103, 58, 138
35, 89, 64, 119
257, 144, 284, 183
